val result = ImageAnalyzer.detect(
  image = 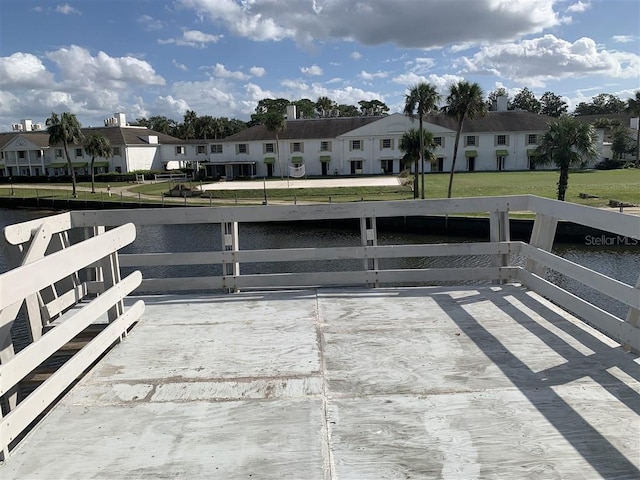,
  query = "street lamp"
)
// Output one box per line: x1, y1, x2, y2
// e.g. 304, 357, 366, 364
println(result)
9, 176, 14, 195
